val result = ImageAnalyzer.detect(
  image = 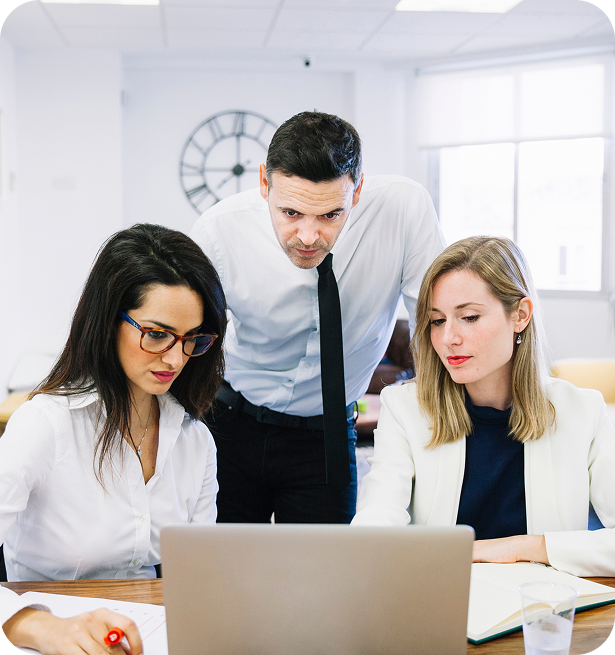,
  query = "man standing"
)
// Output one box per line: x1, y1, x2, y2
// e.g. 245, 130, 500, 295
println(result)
191, 111, 444, 524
